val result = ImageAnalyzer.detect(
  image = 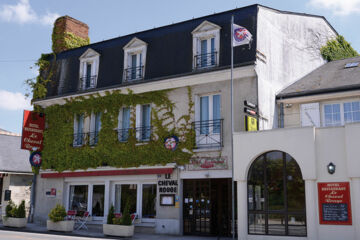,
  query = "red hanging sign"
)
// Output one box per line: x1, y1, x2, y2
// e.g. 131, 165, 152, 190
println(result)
318, 182, 352, 225
21, 110, 45, 151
